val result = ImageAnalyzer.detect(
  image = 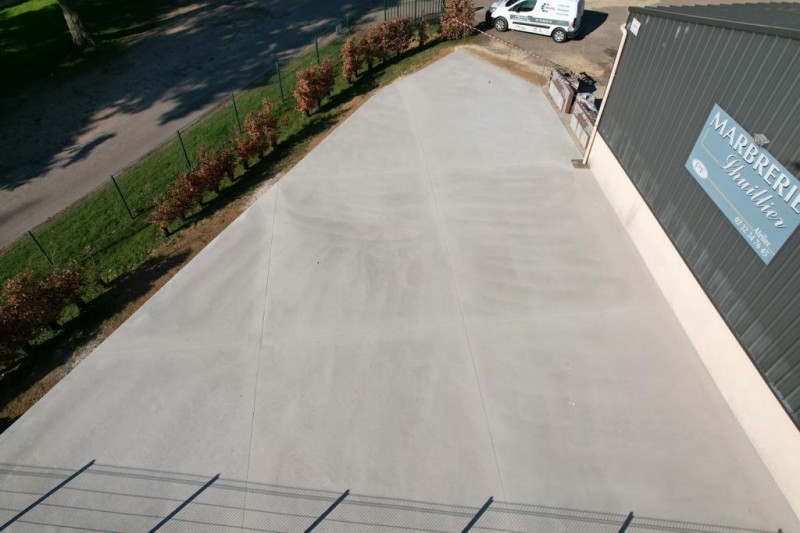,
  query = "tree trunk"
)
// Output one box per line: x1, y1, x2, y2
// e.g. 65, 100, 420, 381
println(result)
57, 0, 95, 49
